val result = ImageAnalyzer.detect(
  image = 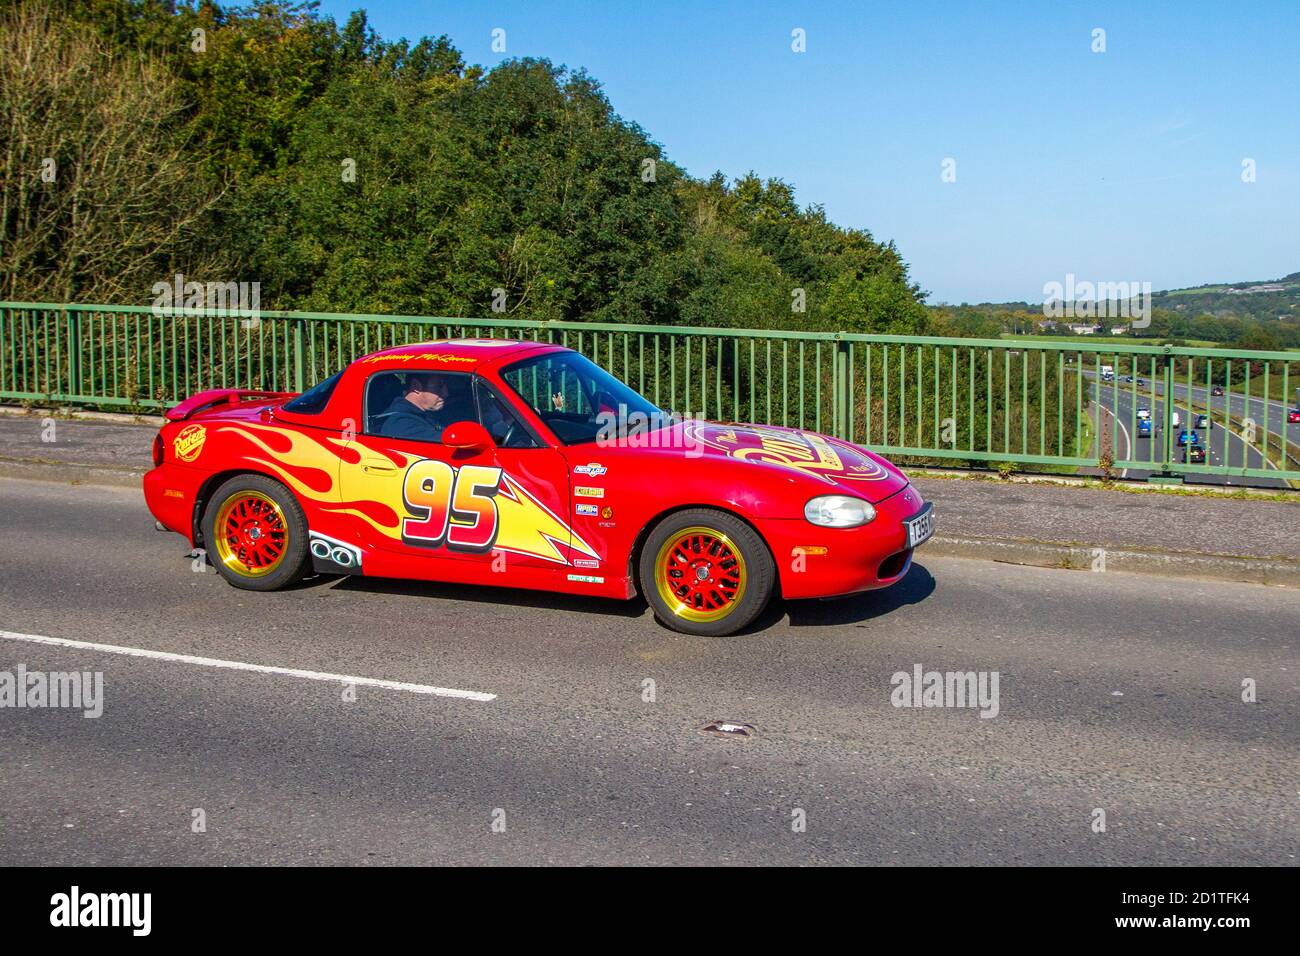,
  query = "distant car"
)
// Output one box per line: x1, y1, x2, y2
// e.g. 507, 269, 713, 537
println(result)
1289, 408, 1300, 424
1211, 386, 1225, 396
1195, 414, 1210, 429
1137, 419, 1152, 438
1184, 444, 1206, 464
1135, 378, 1147, 388
1119, 375, 1133, 383
1171, 411, 1181, 428
1136, 407, 1151, 420
1177, 430, 1196, 446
